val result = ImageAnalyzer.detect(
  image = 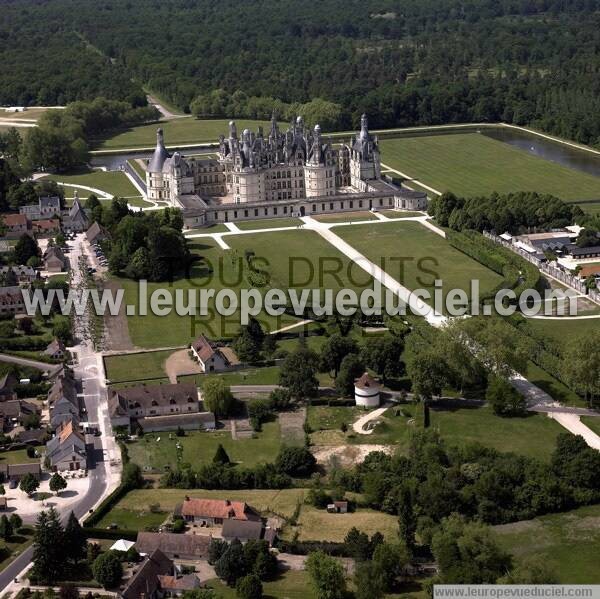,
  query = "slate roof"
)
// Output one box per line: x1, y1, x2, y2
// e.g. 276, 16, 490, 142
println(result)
110, 383, 198, 414
86, 221, 109, 243
355, 372, 380, 391
221, 518, 264, 541
148, 128, 170, 173
121, 548, 173, 599
135, 532, 211, 560
45, 337, 66, 356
